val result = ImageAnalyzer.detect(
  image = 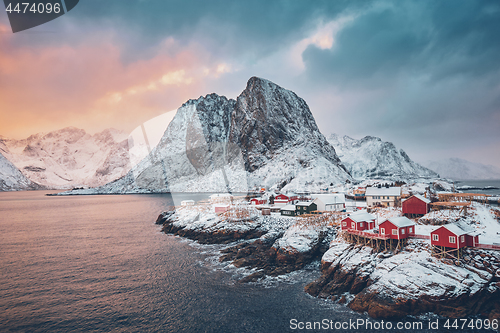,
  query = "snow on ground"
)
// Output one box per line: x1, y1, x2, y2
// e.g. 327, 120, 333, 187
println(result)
272, 217, 329, 253
323, 239, 494, 301
369, 206, 402, 225
402, 182, 428, 195
165, 201, 335, 256
170, 203, 295, 235
414, 224, 439, 236
366, 240, 490, 298
469, 203, 500, 245
418, 209, 463, 224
